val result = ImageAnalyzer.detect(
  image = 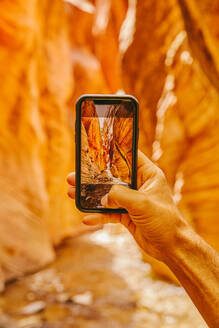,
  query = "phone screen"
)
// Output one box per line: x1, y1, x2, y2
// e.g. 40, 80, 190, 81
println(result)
80, 99, 136, 210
